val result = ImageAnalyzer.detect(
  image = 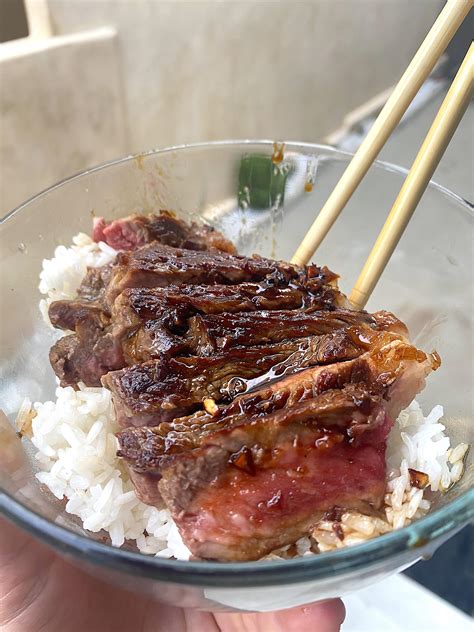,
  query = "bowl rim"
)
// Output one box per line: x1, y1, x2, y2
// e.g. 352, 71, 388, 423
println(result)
1, 140, 473, 587
2, 140, 472, 225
